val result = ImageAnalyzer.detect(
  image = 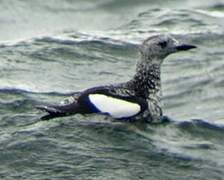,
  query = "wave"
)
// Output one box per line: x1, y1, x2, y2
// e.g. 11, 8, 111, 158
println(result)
121, 8, 224, 40
0, 21, 223, 49
0, 87, 76, 96
175, 119, 224, 132
0, 31, 138, 49
1, 86, 223, 129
